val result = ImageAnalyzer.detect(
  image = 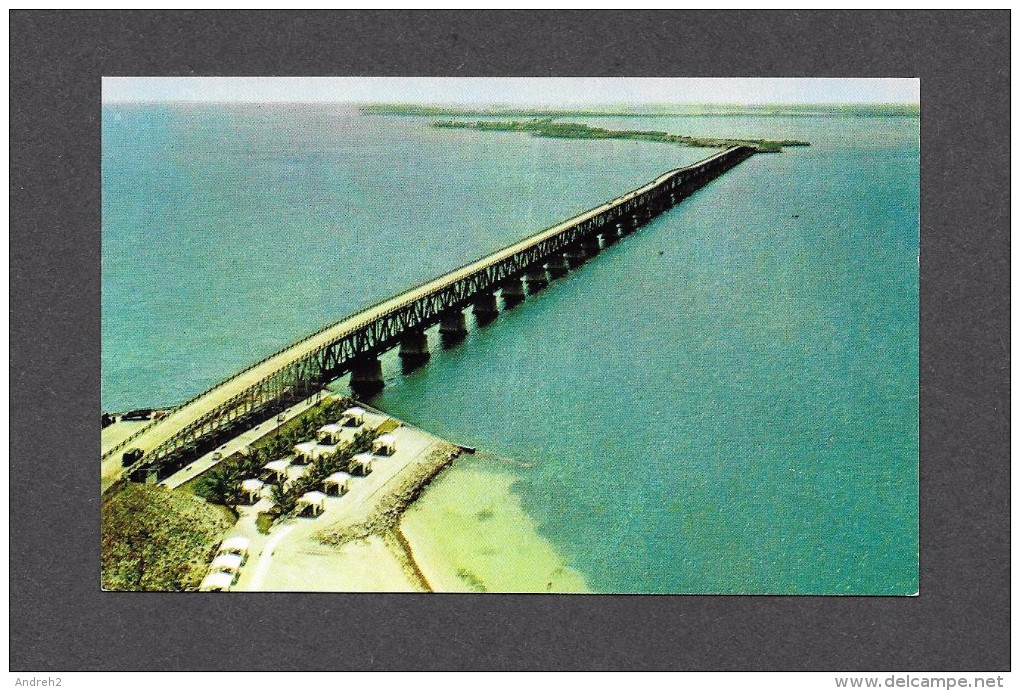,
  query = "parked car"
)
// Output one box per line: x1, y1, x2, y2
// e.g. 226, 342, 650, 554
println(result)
122, 448, 144, 467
